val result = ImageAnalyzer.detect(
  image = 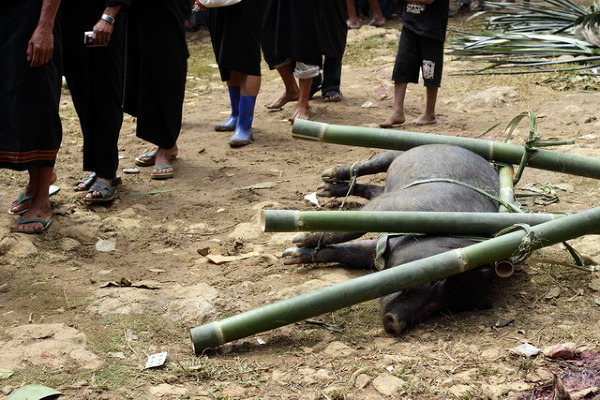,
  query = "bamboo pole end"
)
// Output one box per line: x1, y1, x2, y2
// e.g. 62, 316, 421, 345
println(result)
261, 210, 300, 232
292, 119, 326, 141
190, 322, 225, 355
494, 259, 515, 278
